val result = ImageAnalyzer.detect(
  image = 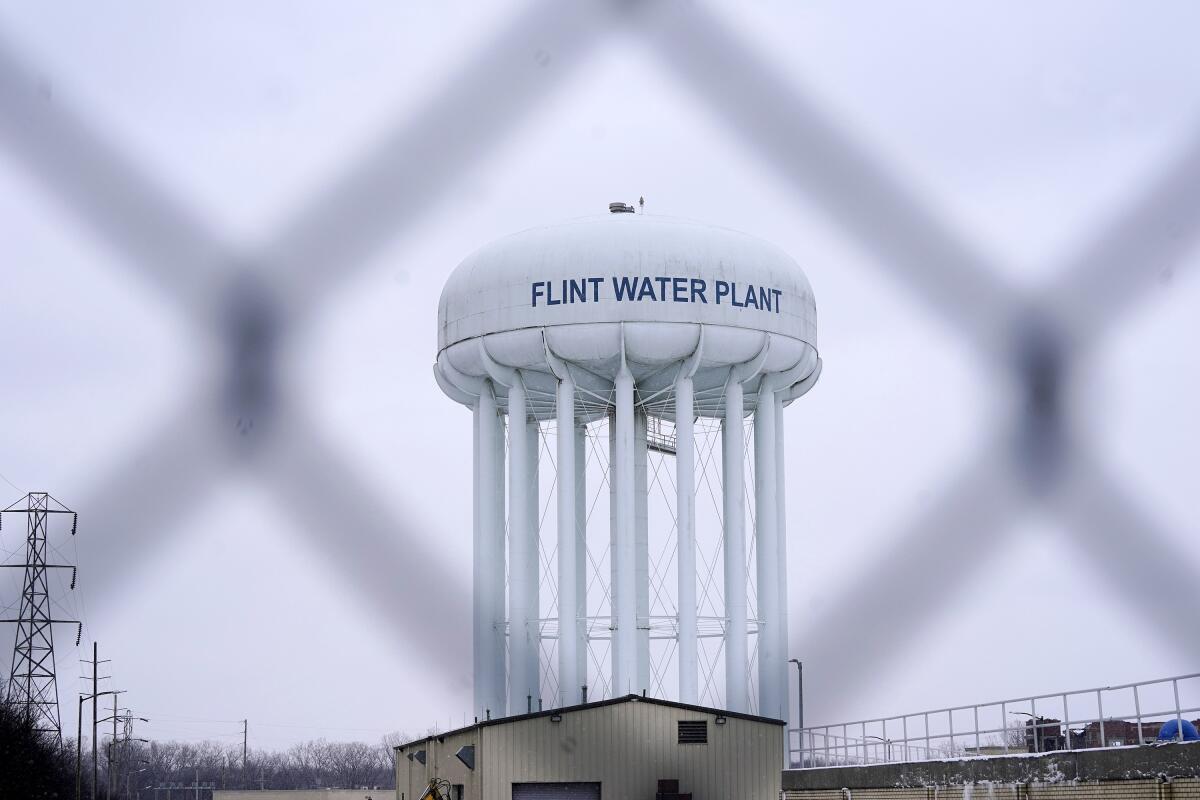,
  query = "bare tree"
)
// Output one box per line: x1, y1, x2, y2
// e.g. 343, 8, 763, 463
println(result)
106, 735, 399, 795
